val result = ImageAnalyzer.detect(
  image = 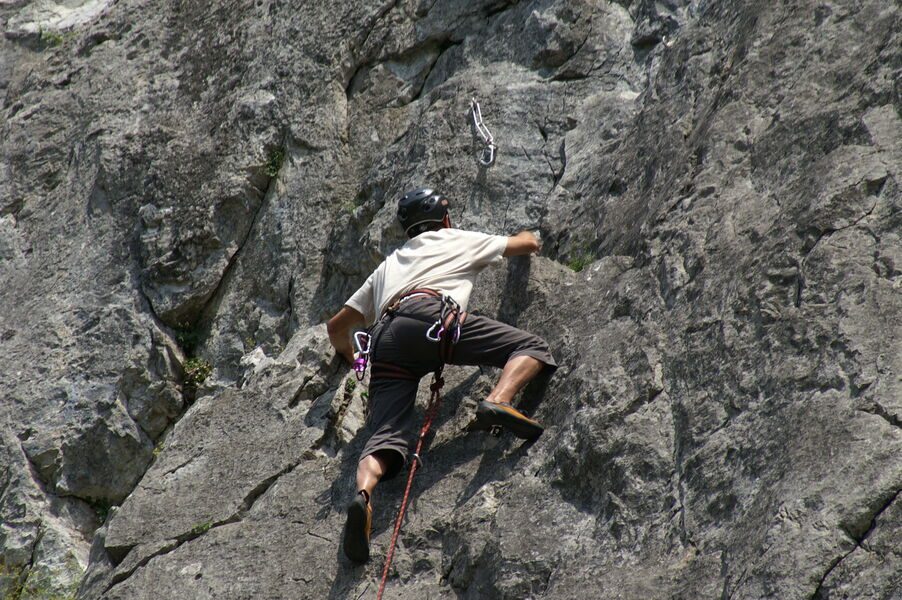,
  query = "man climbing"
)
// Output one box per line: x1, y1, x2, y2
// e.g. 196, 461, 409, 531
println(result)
326, 187, 556, 563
